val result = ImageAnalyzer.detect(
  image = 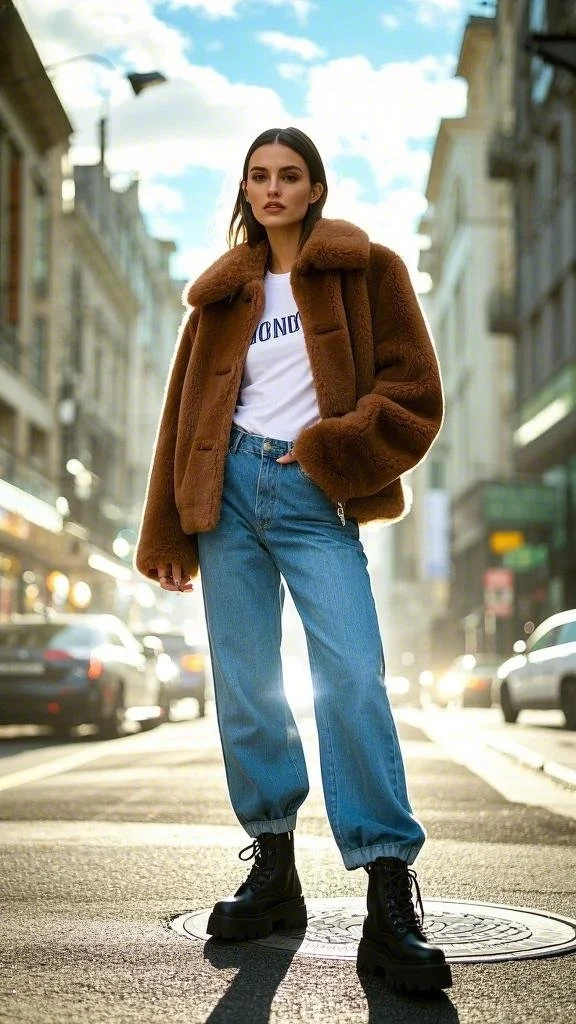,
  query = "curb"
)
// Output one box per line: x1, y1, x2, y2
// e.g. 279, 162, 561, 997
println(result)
483, 736, 576, 791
